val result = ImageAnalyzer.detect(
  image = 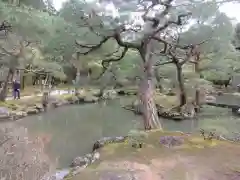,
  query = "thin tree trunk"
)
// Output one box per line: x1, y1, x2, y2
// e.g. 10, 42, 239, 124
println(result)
139, 44, 161, 130
193, 60, 201, 112
154, 67, 163, 92
194, 62, 200, 73
194, 87, 200, 113
21, 75, 25, 90
176, 64, 187, 107
74, 69, 80, 96
0, 68, 13, 101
